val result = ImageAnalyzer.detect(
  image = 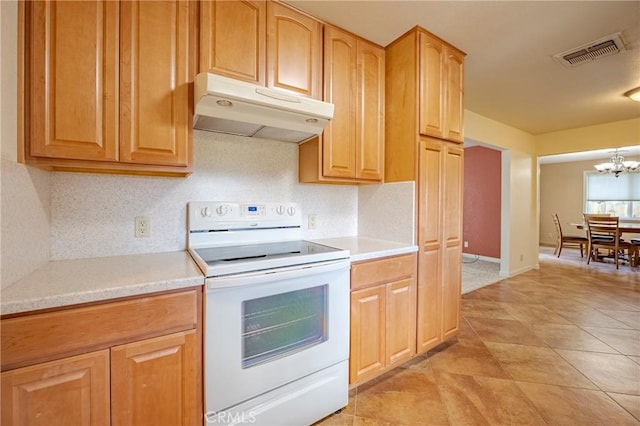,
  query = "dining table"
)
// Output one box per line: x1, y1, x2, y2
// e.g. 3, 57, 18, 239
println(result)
571, 220, 640, 267
572, 222, 640, 233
